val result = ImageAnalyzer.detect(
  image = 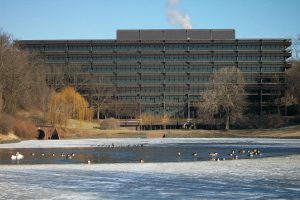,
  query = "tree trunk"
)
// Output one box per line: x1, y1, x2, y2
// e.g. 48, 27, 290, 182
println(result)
284, 104, 288, 123
225, 114, 230, 131
97, 104, 100, 121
